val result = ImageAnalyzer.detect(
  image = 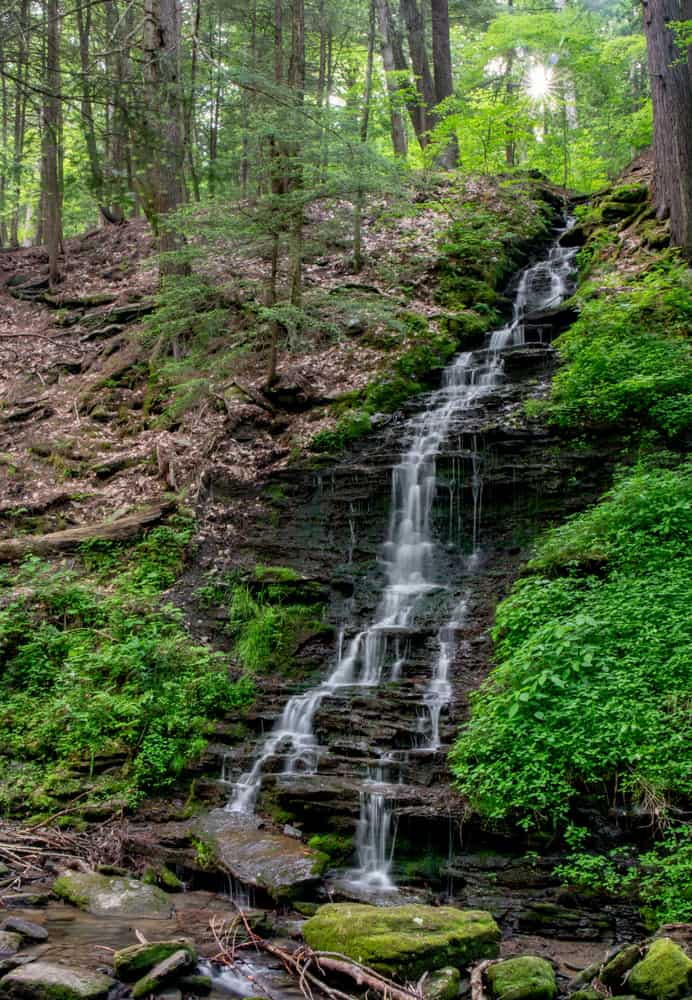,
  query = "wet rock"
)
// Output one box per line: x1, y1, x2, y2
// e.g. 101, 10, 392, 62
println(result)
197, 810, 323, 904
178, 975, 212, 996
0, 963, 34, 979
0, 962, 114, 1000
0, 935, 21, 957
518, 902, 613, 941
302, 903, 500, 980
600, 944, 642, 990
486, 957, 557, 1000
52, 871, 174, 918
423, 966, 461, 1000
627, 938, 692, 1000
113, 940, 196, 981
131, 950, 194, 999
0, 921, 47, 944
